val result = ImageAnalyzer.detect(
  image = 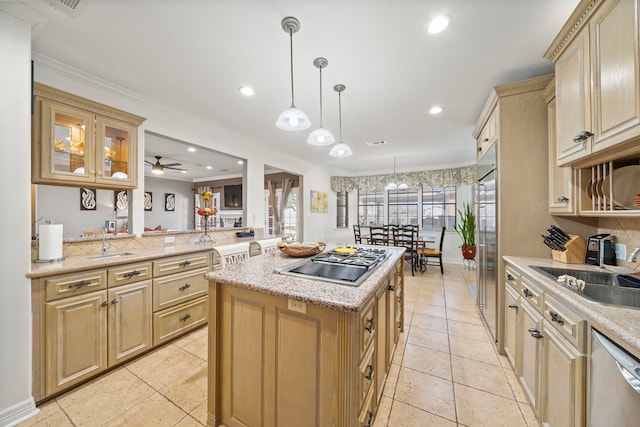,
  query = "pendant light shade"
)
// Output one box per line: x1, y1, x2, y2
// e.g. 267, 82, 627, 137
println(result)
329, 84, 353, 158
386, 157, 407, 189
276, 17, 310, 131
307, 57, 335, 146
